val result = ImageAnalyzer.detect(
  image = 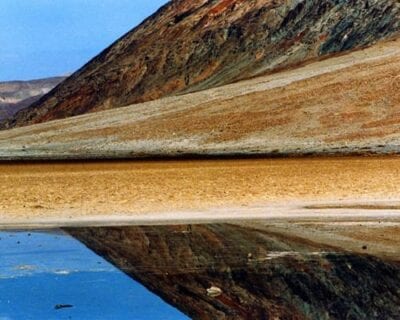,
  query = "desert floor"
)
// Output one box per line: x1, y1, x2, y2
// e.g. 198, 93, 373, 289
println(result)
0, 156, 400, 227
